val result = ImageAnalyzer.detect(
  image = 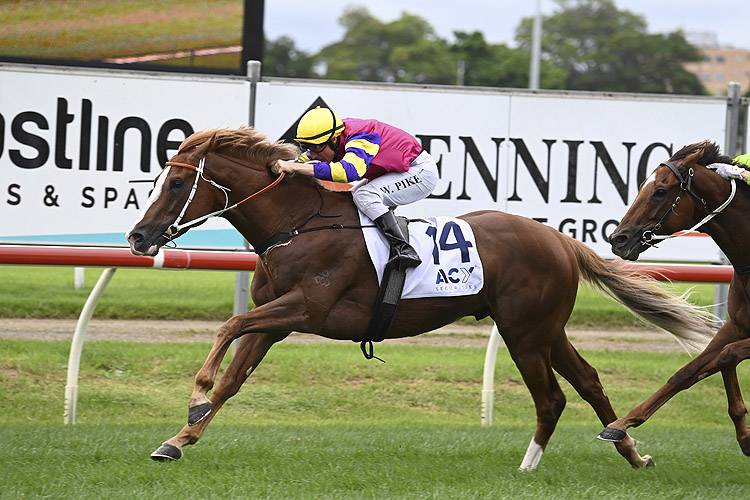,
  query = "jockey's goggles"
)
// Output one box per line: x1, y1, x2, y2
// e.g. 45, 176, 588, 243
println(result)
298, 141, 328, 153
